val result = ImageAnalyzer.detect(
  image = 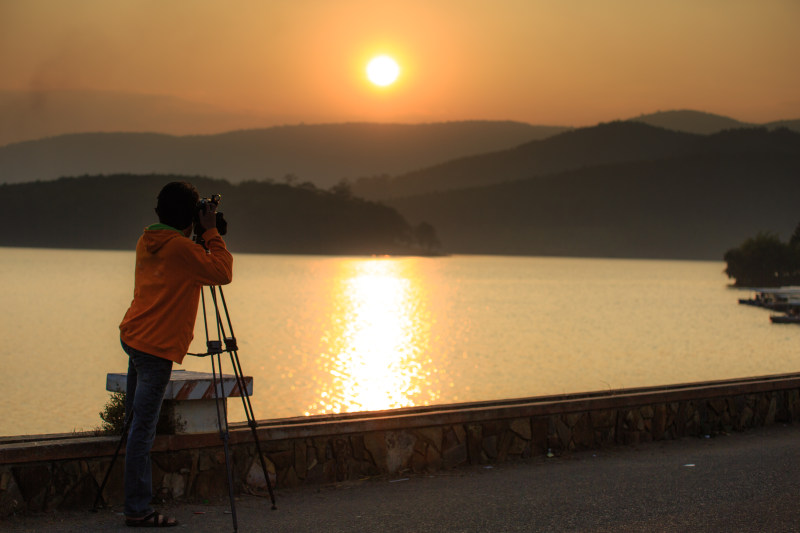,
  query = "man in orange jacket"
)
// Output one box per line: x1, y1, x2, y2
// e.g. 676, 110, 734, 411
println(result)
119, 181, 233, 527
